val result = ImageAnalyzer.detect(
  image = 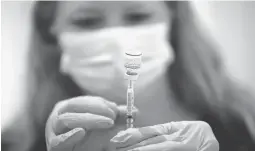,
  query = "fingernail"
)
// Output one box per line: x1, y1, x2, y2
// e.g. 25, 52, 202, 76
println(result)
133, 106, 139, 112
96, 119, 114, 128
71, 128, 81, 134
61, 129, 79, 140
69, 128, 81, 135
61, 128, 80, 140
110, 130, 132, 143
